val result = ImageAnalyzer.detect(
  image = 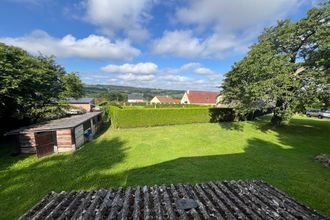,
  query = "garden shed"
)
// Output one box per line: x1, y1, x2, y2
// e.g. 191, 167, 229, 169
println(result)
5, 112, 102, 157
